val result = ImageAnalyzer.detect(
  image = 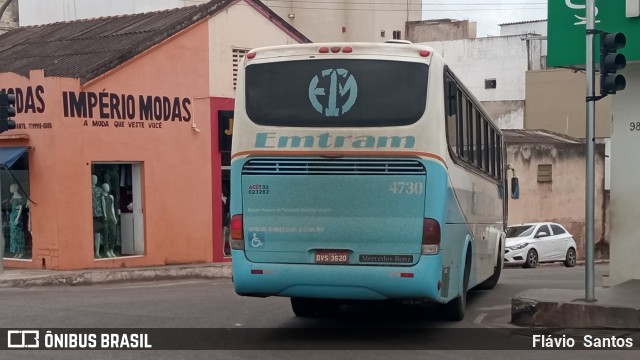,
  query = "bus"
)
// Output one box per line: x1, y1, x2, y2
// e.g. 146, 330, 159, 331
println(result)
229, 41, 511, 320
